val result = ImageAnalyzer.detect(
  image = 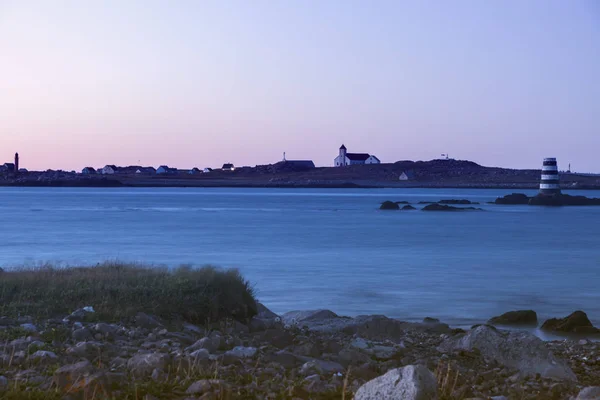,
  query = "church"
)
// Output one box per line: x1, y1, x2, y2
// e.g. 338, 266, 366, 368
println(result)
334, 144, 380, 167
